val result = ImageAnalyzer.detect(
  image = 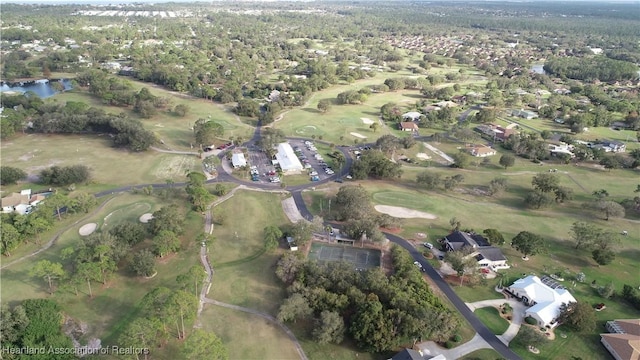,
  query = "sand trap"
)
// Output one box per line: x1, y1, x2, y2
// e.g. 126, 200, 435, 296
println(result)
79, 223, 97, 236
416, 153, 431, 160
139, 213, 154, 223
350, 132, 367, 139
361, 118, 374, 125
375, 205, 437, 219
